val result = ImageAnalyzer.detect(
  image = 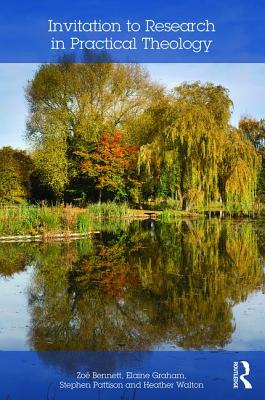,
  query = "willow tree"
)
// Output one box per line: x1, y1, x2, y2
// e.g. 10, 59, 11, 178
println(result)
239, 117, 265, 198
138, 82, 260, 212
220, 128, 260, 212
